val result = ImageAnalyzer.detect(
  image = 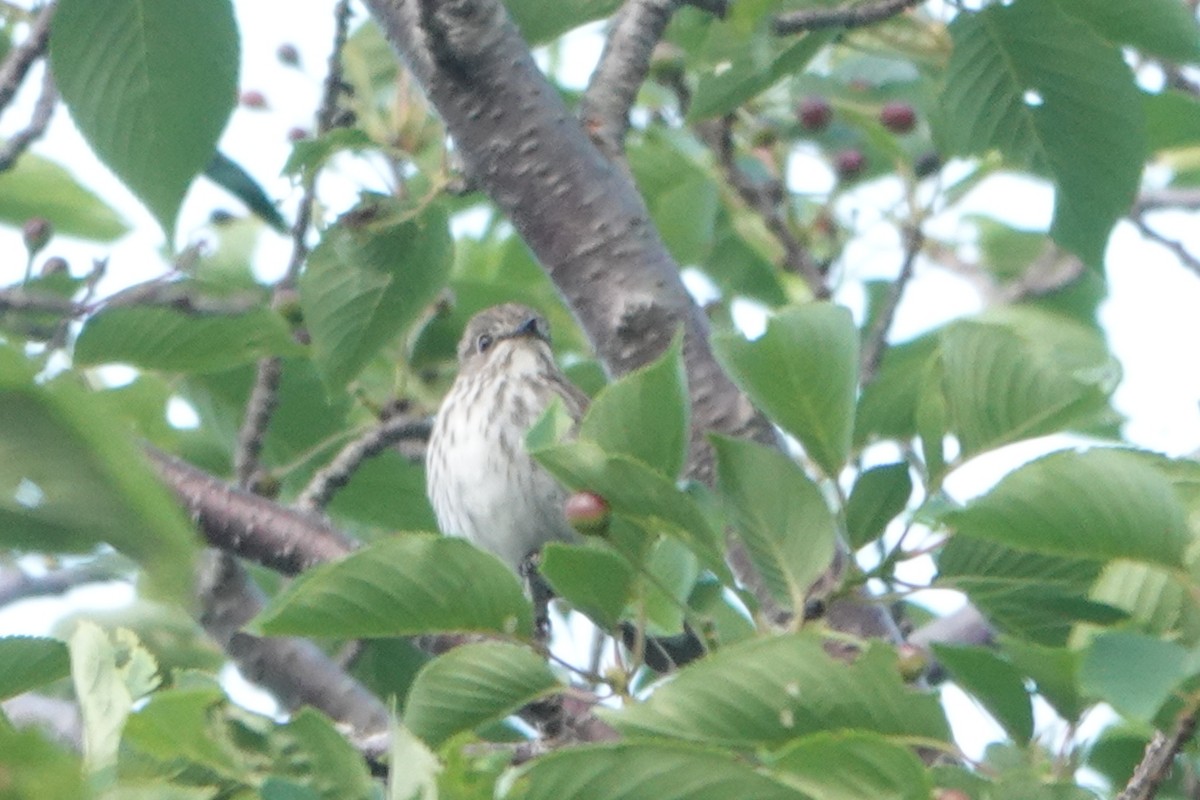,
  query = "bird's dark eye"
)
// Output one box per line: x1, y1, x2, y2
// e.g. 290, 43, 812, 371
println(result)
476, 333, 494, 353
